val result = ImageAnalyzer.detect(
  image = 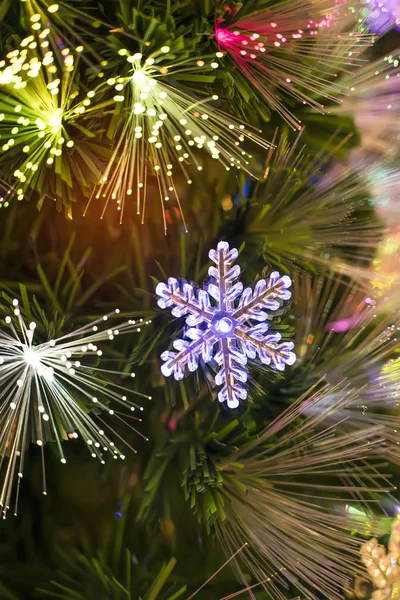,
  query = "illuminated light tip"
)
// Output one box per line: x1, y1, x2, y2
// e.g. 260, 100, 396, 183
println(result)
24, 348, 41, 368
161, 46, 170, 53
5, 316, 11, 324
48, 4, 59, 13
131, 373, 136, 377
37, 440, 43, 446
12, 299, 18, 306
132, 69, 147, 86
60, 458, 66, 464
